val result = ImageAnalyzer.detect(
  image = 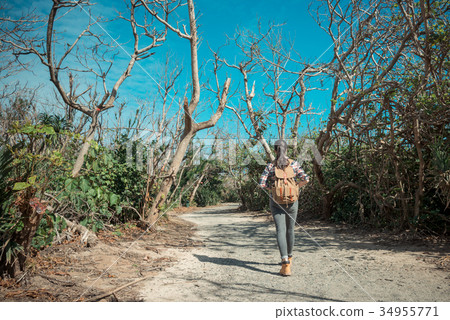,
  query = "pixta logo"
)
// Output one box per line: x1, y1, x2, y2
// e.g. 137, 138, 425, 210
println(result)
124, 134, 323, 172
